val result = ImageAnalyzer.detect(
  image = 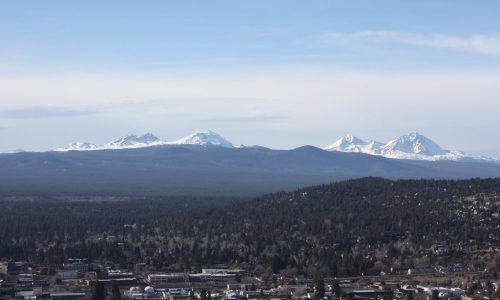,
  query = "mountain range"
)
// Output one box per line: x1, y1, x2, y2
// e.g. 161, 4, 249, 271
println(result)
0, 130, 497, 196
0, 144, 499, 197
56, 130, 234, 151
56, 130, 495, 162
323, 132, 479, 161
